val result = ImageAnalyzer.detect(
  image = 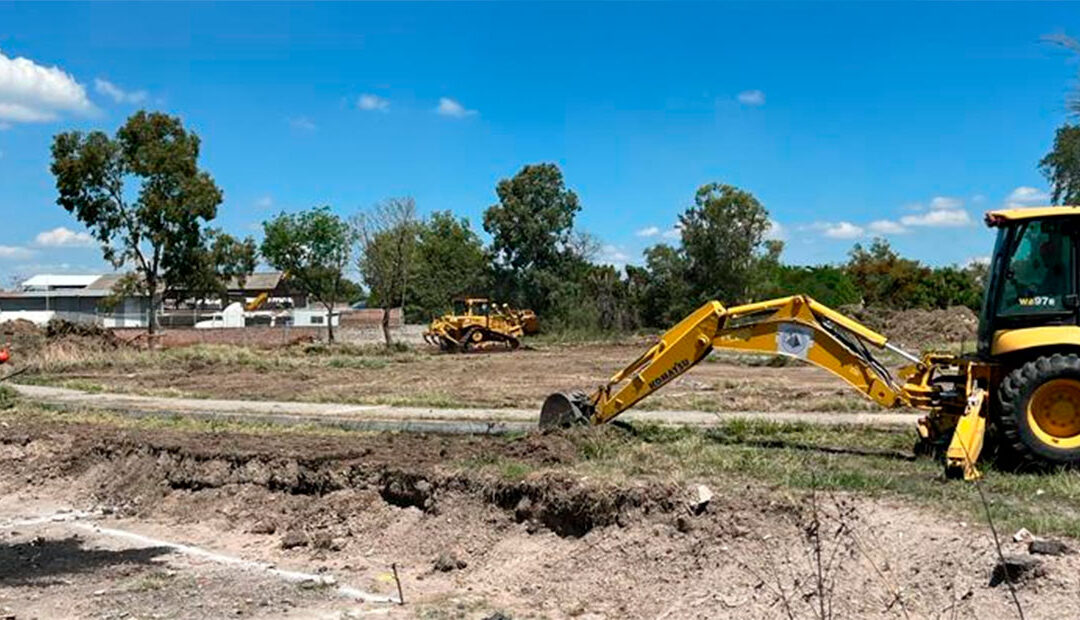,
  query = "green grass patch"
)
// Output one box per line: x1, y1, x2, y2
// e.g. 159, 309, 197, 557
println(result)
56, 379, 105, 393
326, 356, 389, 370
3, 403, 362, 438
561, 420, 1080, 538
457, 454, 535, 481
0, 385, 16, 410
